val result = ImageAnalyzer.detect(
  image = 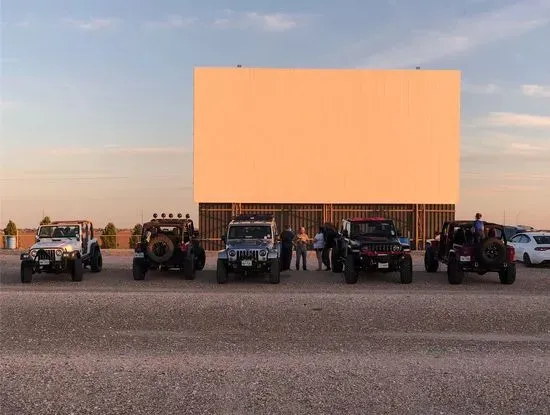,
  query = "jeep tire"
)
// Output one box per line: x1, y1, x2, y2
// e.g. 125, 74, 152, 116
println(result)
344, 254, 358, 284
183, 254, 196, 280
216, 259, 228, 284
499, 263, 516, 285
132, 258, 146, 280
147, 234, 175, 263
20, 260, 34, 283
447, 255, 464, 285
195, 247, 206, 271
400, 255, 413, 284
269, 258, 280, 284
332, 249, 343, 273
90, 247, 103, 273
424, 248, 439, 272
475, 237, 506, 268
71, 257, 83, 282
